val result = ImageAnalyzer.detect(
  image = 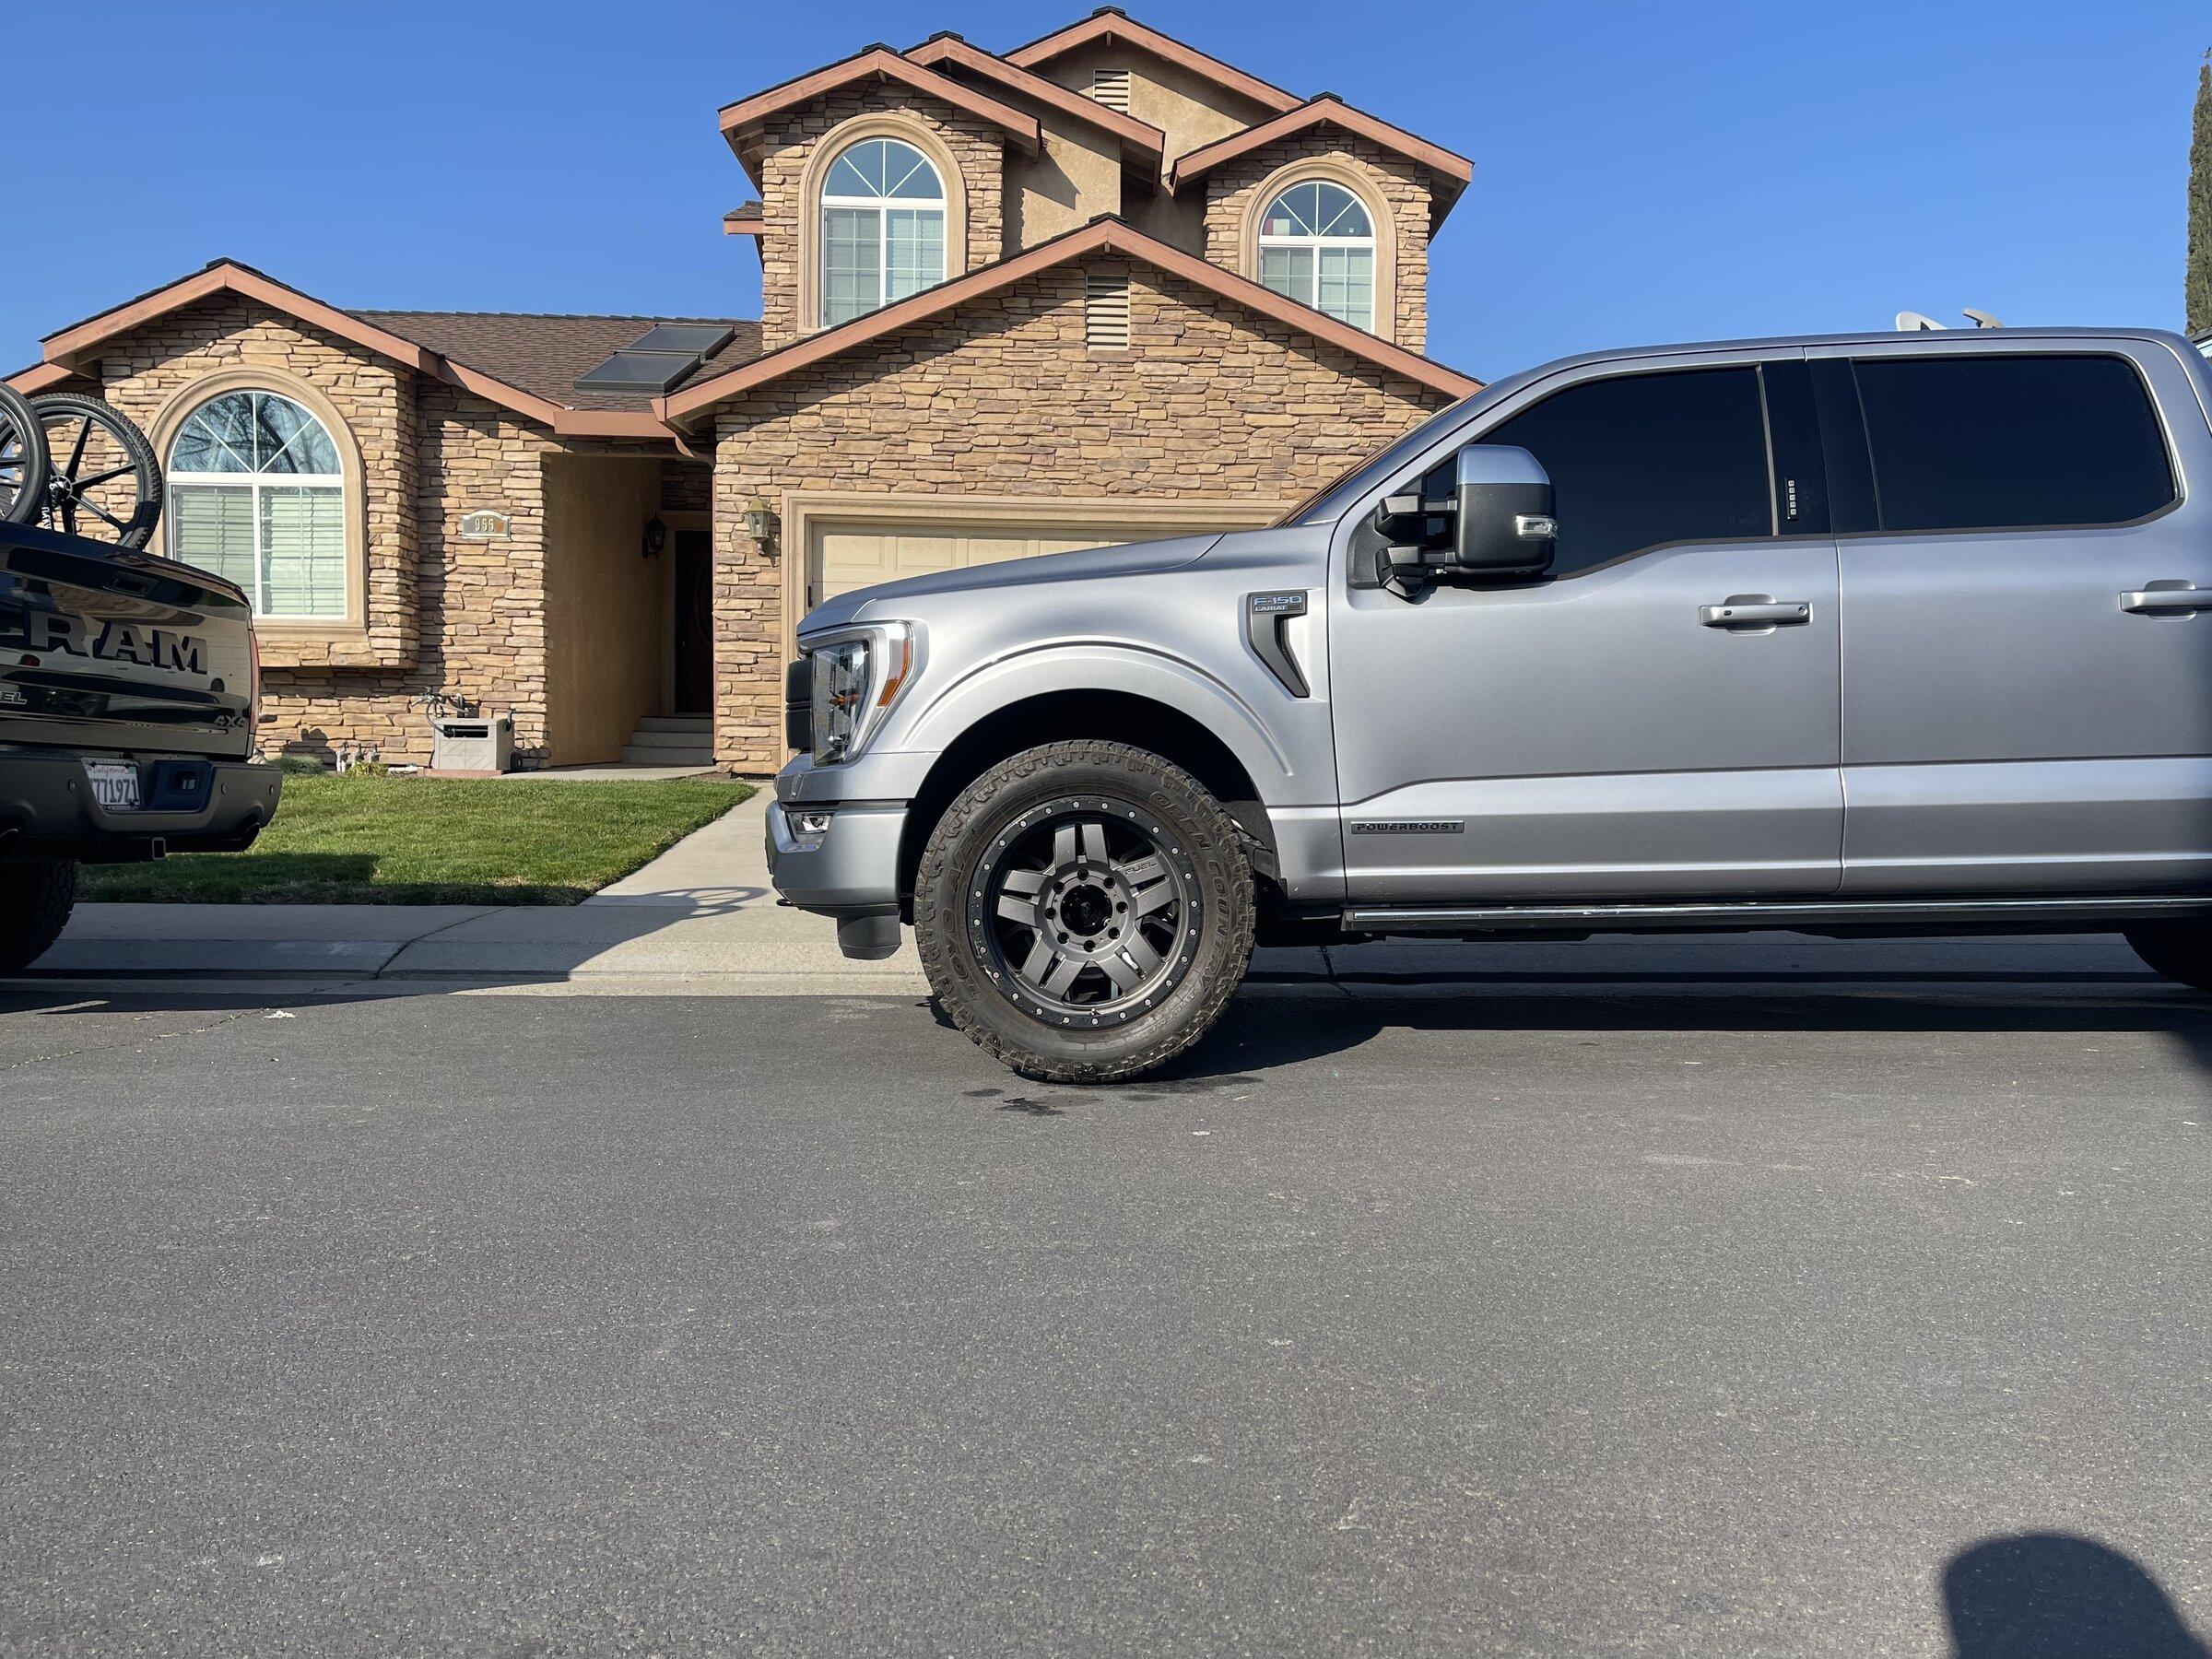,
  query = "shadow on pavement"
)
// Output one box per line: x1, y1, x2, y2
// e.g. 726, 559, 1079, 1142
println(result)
1944, 1533, 2209, 1657
1154, 979, 2212, 1084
